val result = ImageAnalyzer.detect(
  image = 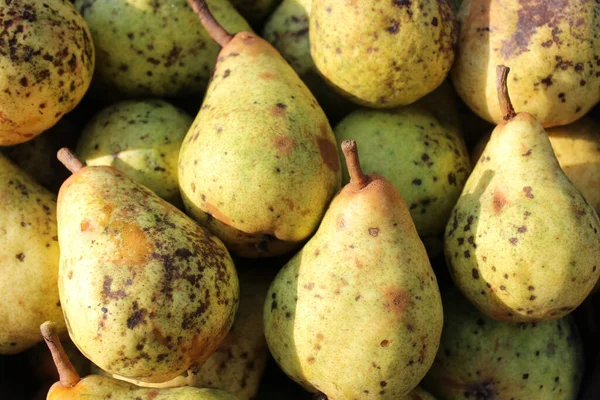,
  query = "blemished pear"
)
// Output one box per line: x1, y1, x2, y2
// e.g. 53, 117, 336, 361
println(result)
264, 141, 443, 399
423, 289, 584, 400
452, 0, 600, 127
310, 0, 458, 108
0, 154, 65, 354
0, 0, 94, 145
74, 0, 250, 98
40, 322, 238, 400
76, 99, 193, 206
179, 0, 341, 258
445, 66, 600, 322
56, 149, 239, 383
